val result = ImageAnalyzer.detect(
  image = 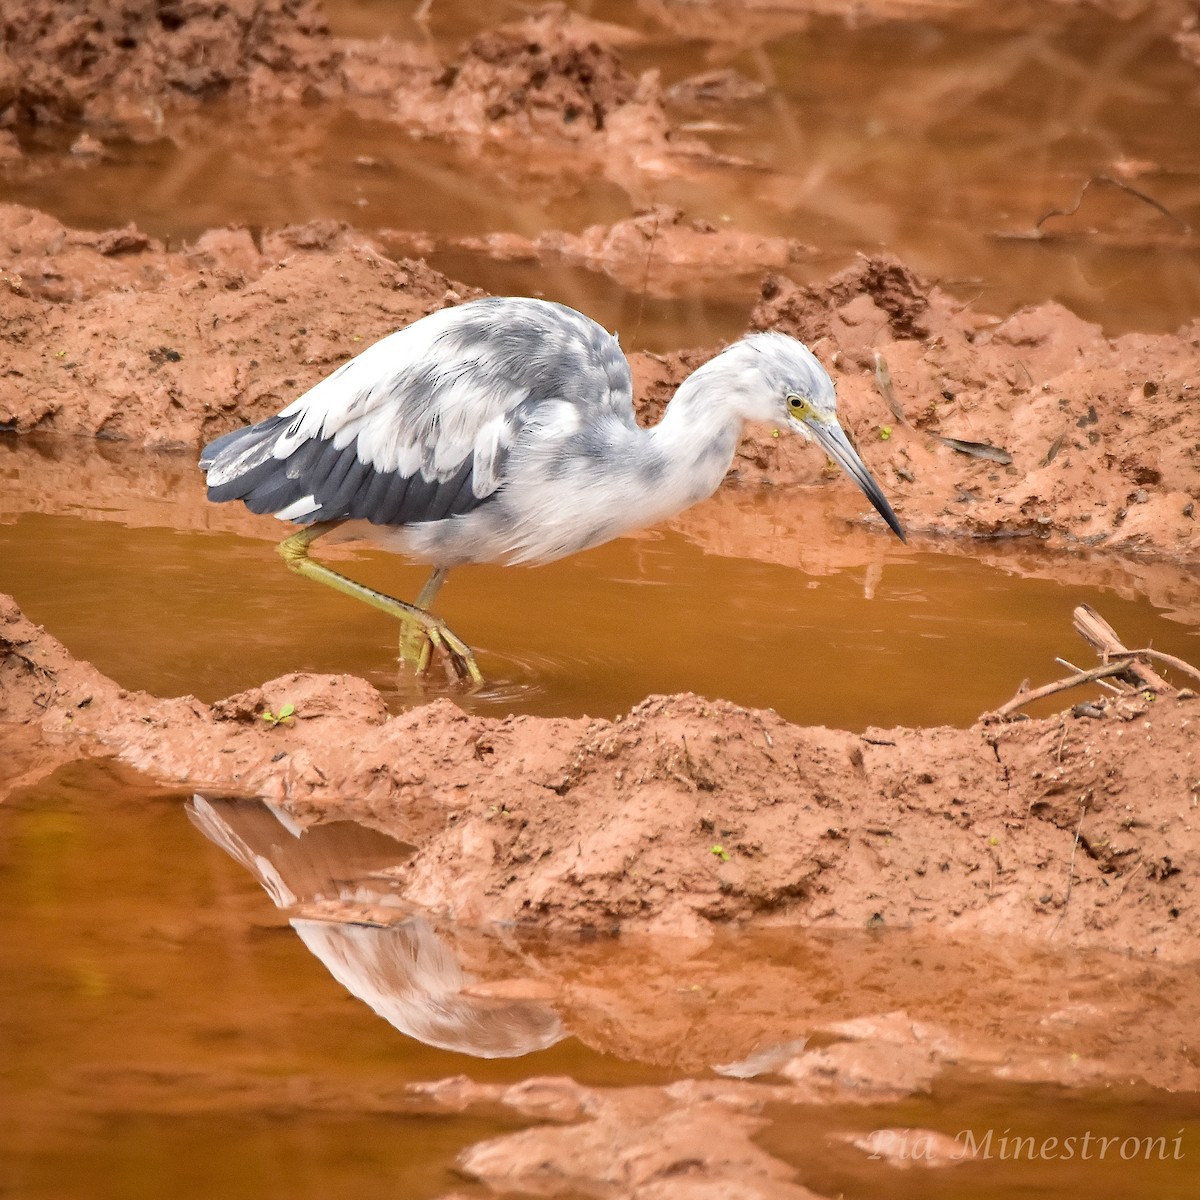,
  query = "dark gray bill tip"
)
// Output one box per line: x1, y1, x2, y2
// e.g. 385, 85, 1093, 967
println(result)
872, 490, 907, 543
812, 421, 907, 543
